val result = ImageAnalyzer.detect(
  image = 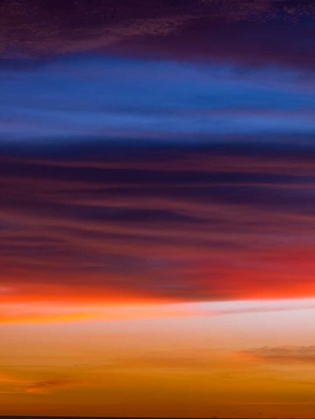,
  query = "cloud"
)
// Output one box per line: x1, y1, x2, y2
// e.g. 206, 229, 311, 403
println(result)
1, 0, 315, 72
1, 140, 315, 309
0, 372, 27, 386
0, 0, 195, 57
237, 346, 315, 364
0, 370, 78, 395
2, 55, 315, 144
25, 378, 79, 394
